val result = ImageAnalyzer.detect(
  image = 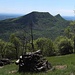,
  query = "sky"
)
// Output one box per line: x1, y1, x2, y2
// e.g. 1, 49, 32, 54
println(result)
0, 0, 75, 16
